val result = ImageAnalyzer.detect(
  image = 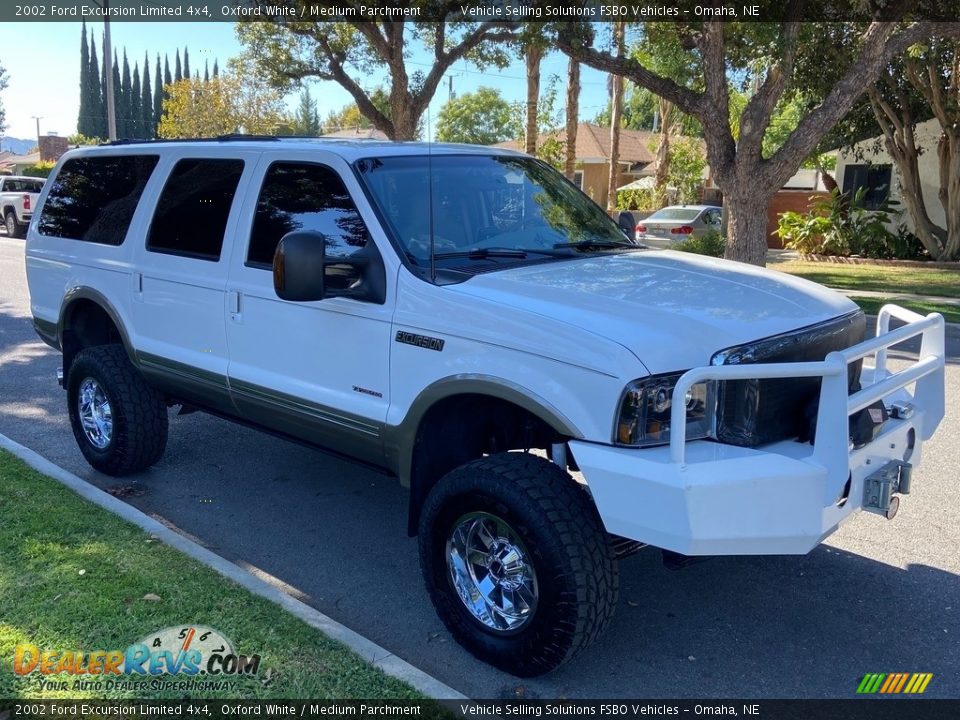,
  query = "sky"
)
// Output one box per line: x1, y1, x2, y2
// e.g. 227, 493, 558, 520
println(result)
0, 21, 615, 144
